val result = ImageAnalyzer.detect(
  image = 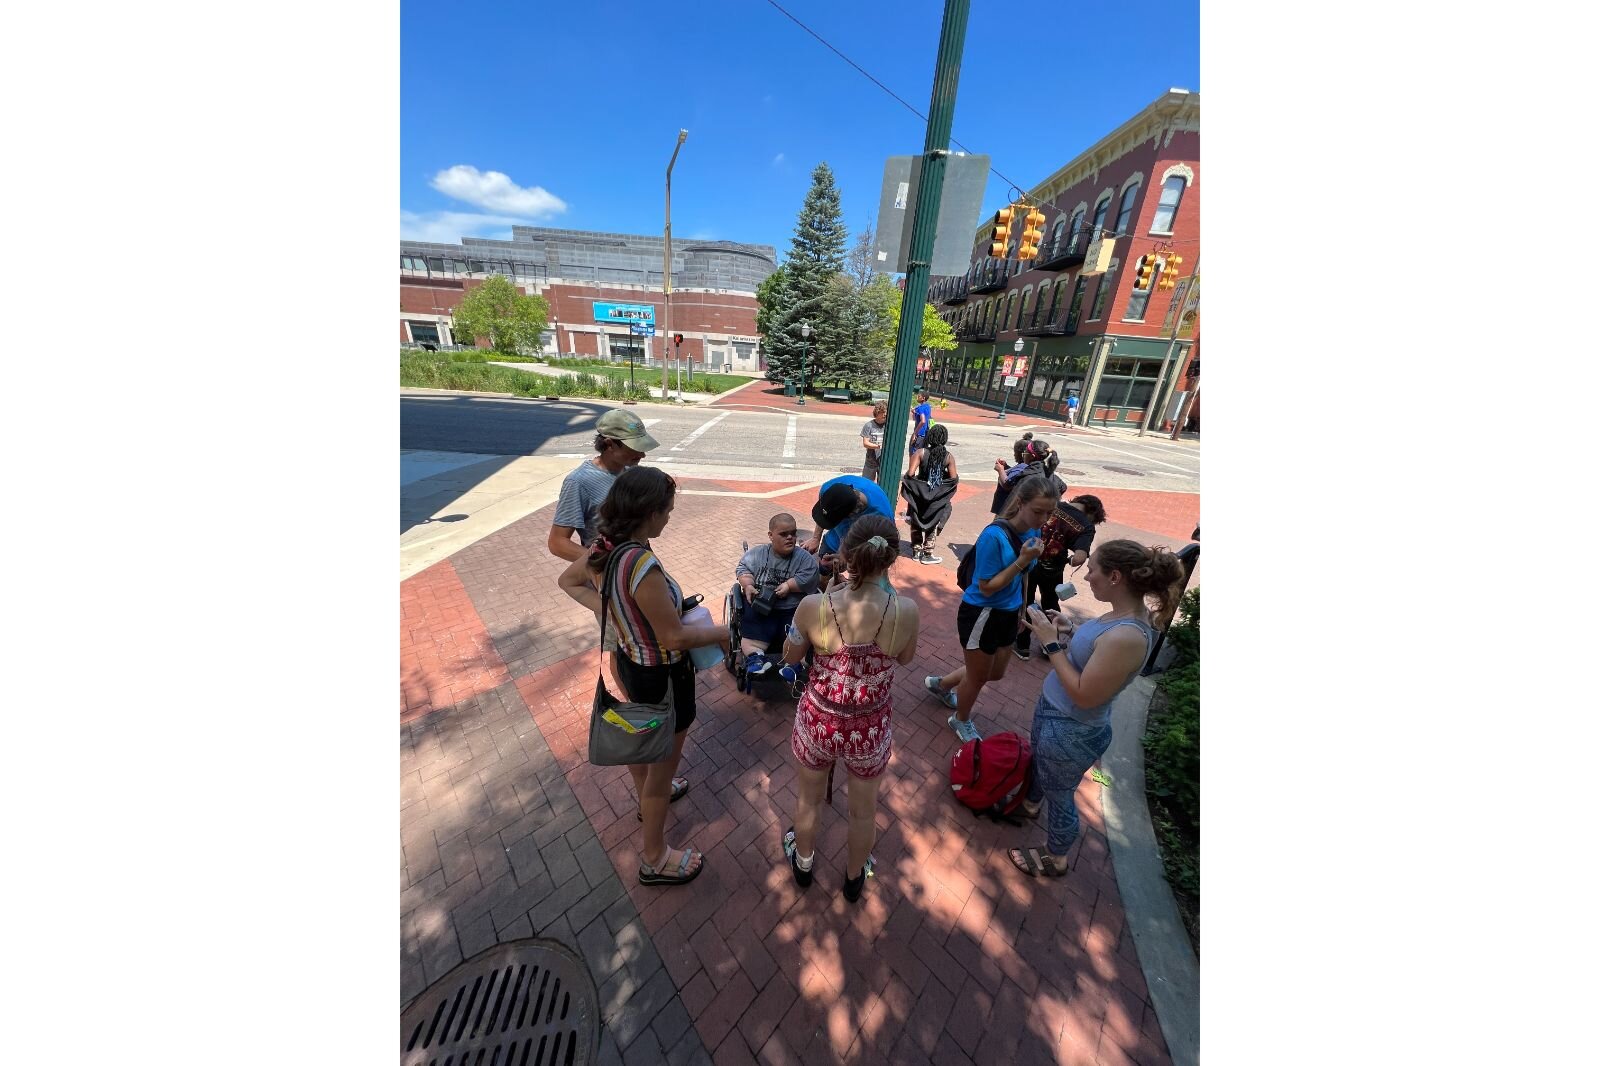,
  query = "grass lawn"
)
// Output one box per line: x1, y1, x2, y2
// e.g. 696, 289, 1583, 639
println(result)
546, 360, 749, 395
